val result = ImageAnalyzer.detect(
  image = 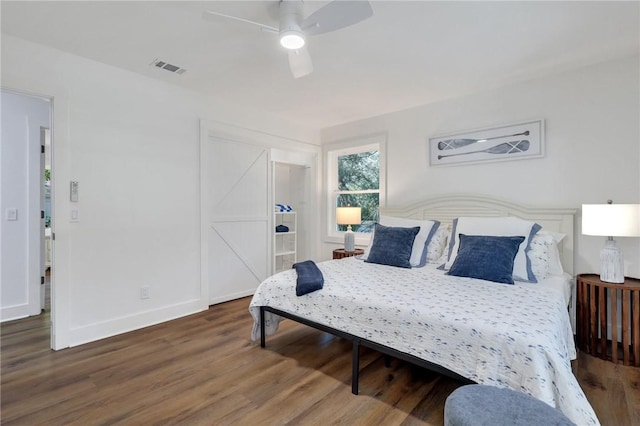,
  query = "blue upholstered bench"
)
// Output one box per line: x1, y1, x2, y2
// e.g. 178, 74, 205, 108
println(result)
444, 385, 575, 426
